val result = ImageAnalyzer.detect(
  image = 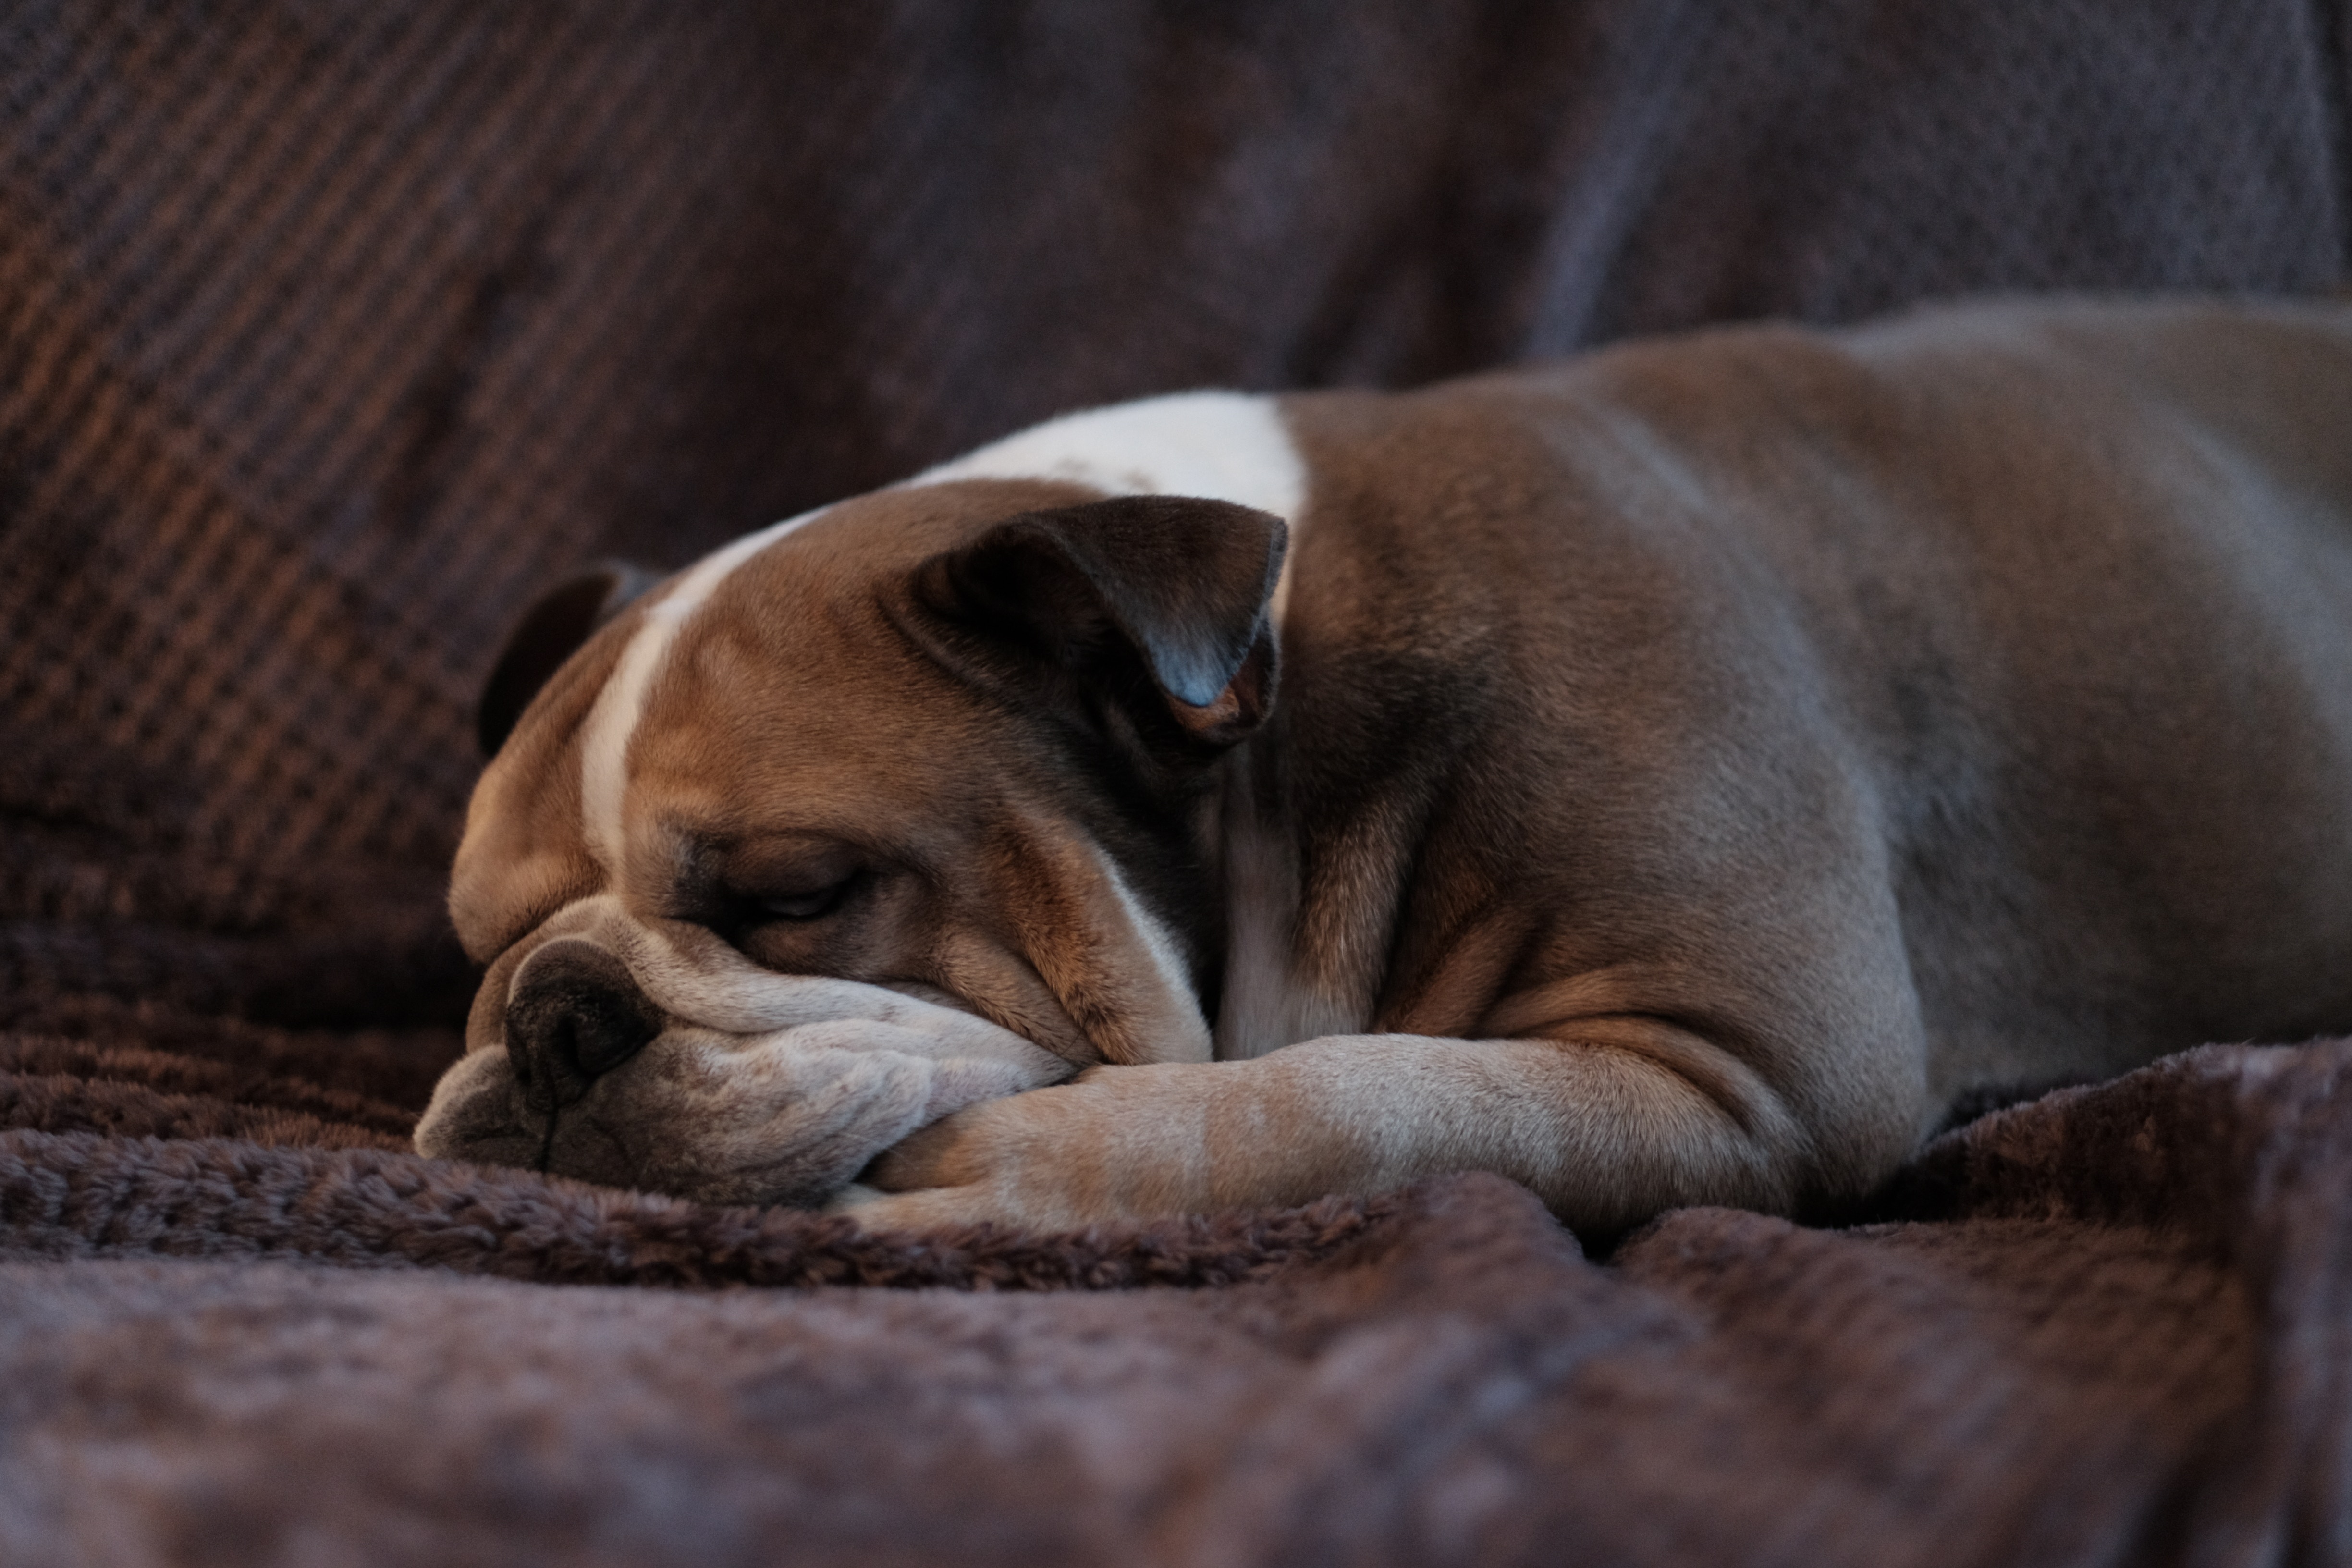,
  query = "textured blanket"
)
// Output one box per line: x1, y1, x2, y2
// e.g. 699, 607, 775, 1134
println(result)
3, 1043, 2349, 1565
2, 3, 2348, 1562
